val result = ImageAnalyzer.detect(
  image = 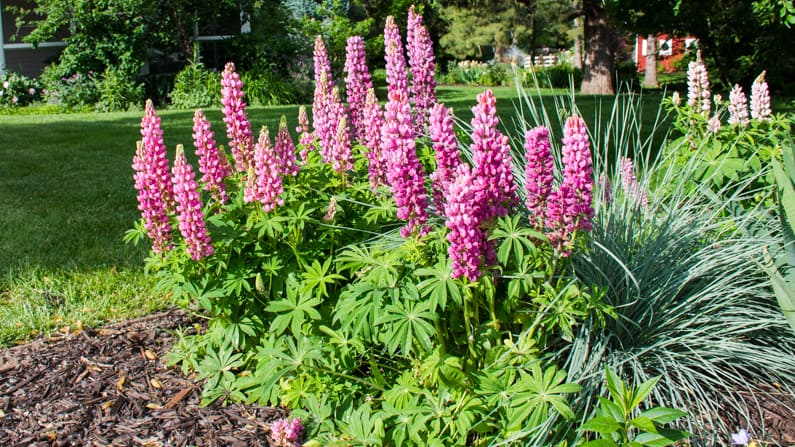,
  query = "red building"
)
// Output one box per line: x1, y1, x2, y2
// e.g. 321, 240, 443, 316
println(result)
634, 34, 698, 73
